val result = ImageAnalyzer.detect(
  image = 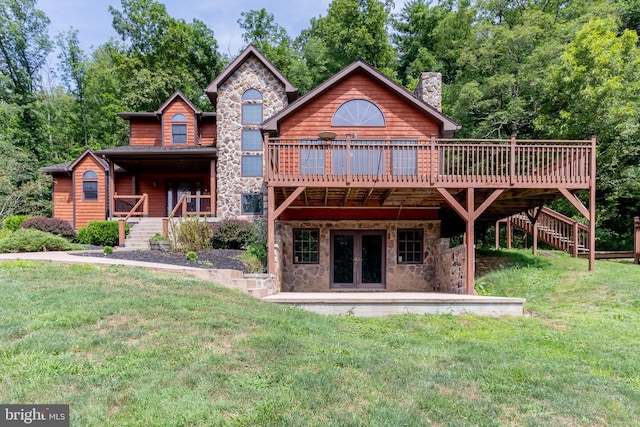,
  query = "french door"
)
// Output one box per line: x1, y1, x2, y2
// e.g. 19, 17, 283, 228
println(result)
166, 180, 202, 215
331, 230, 386, 289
